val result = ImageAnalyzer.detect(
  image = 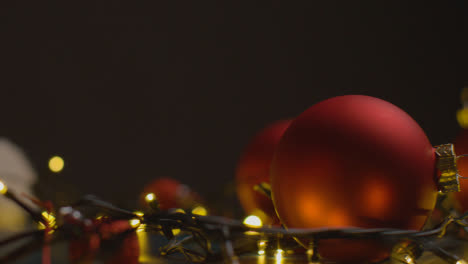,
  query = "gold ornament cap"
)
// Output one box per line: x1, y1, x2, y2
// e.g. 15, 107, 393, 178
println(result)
435, 144, 461, 193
